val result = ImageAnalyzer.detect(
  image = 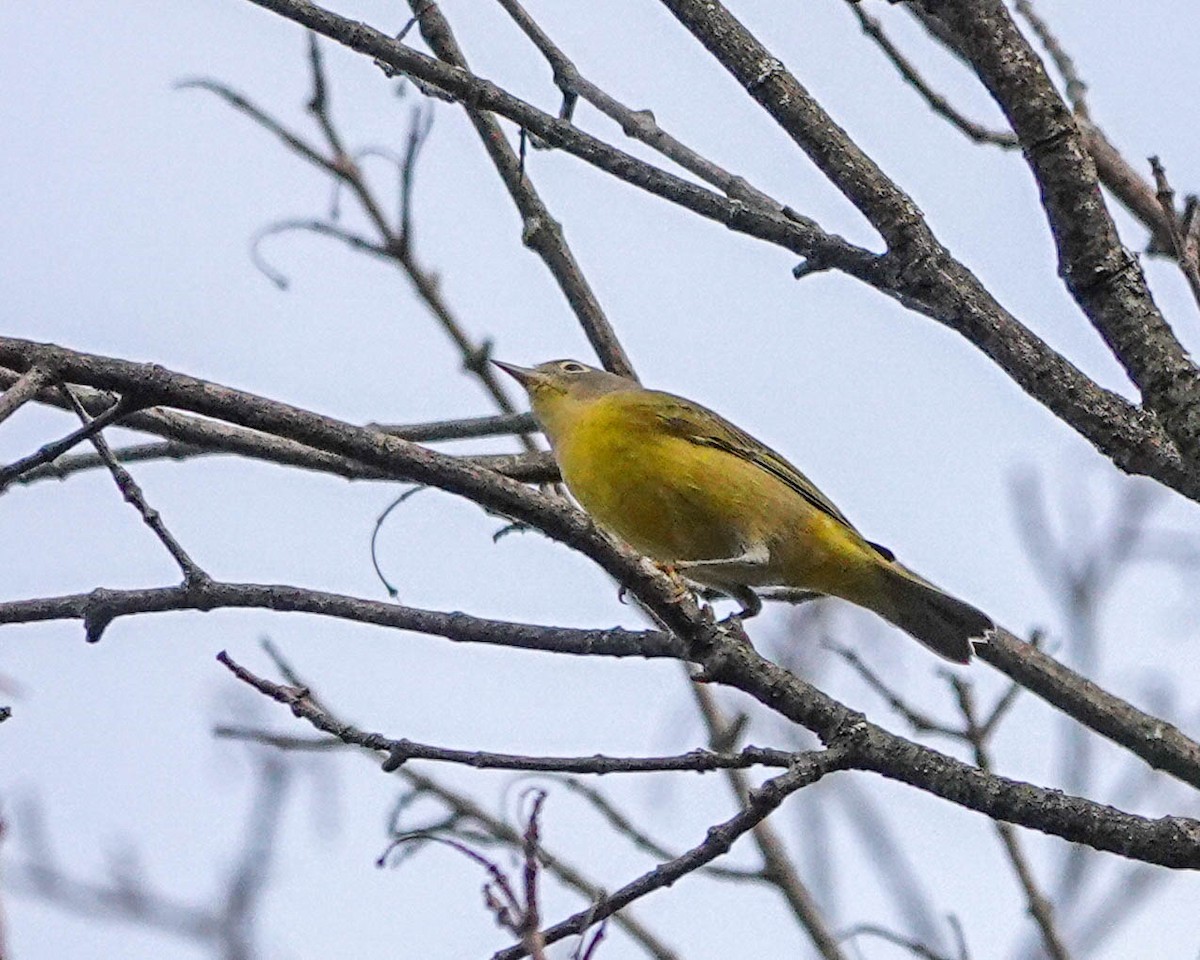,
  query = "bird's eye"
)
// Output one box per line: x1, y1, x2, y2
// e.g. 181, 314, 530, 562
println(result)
559, 361, 587, 373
